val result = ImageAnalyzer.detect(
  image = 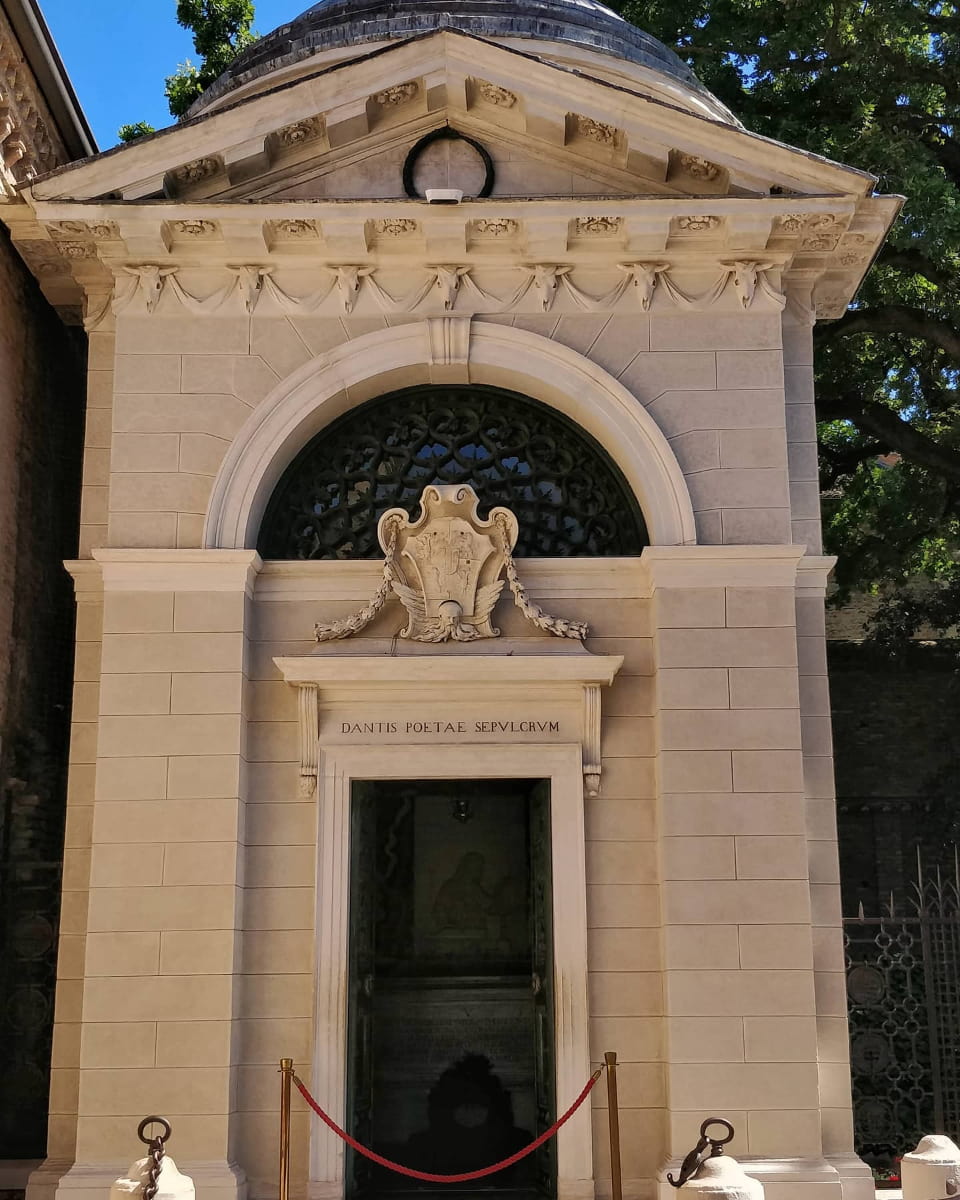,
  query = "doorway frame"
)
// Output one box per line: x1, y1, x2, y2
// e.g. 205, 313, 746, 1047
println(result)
308, 743, 592, 1200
